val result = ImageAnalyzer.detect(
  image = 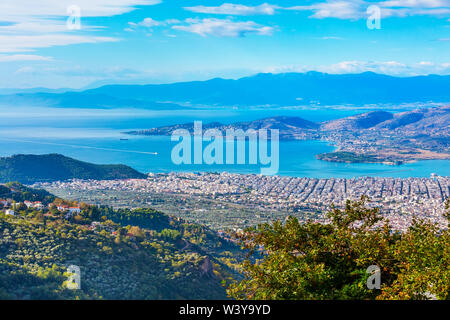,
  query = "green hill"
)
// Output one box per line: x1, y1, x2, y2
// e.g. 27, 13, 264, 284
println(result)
0, 185, 242, 299
0, 154, 146, 184
0, 181, 55, 204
